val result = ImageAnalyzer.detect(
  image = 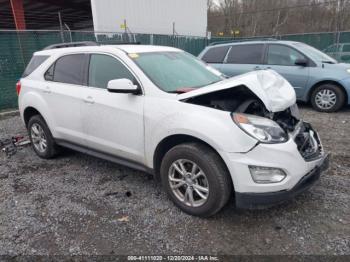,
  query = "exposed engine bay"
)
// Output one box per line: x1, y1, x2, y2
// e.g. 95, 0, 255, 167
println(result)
184, 85, 299, 132
183, 85, 323, 160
